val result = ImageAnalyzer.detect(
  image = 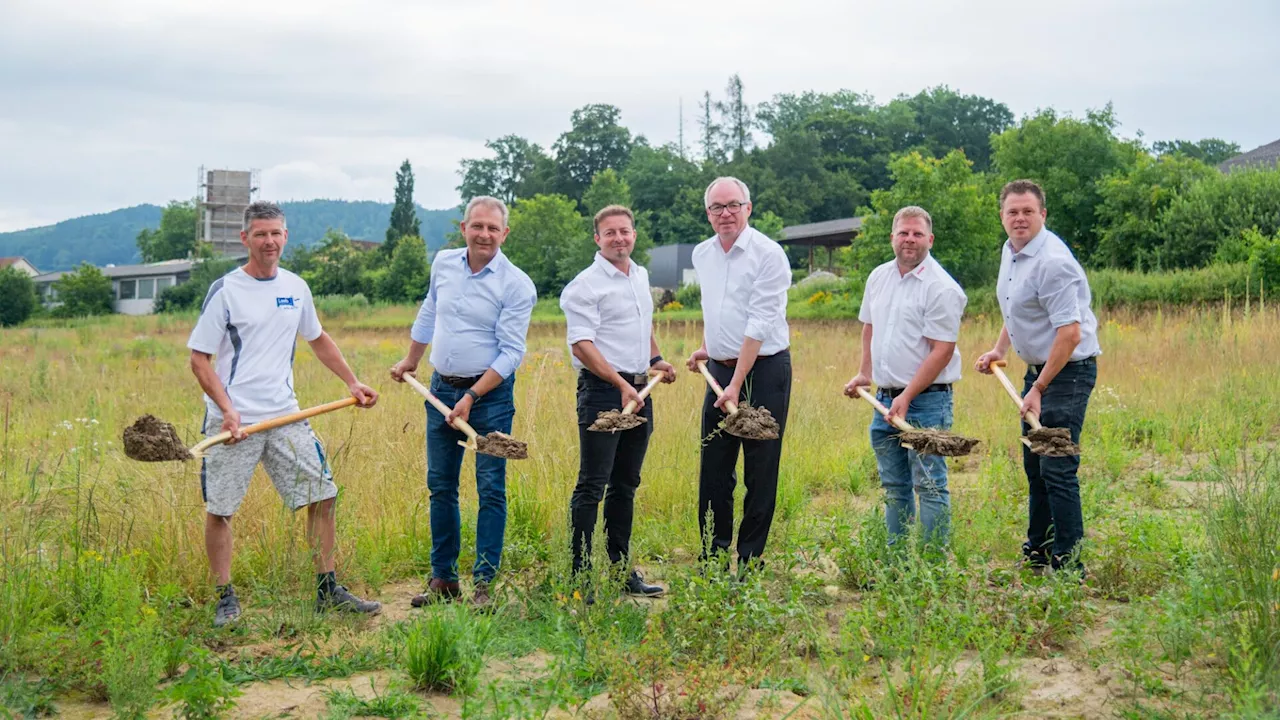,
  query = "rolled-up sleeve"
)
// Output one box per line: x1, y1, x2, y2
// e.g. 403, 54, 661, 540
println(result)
409, 262, 440, 345
923, 283, 966, 343
744, 247, 791, 342
560, 278, 599, 346
490, 276, 537, 380
1039, 264, 1084, 329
